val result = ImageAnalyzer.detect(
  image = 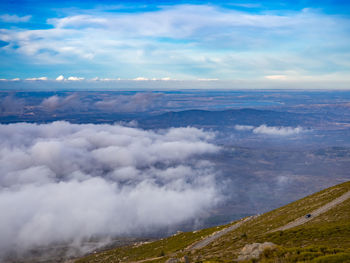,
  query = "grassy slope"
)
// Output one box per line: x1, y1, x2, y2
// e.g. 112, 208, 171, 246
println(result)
75, 181, 350, 263
75, 222, 234, 263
